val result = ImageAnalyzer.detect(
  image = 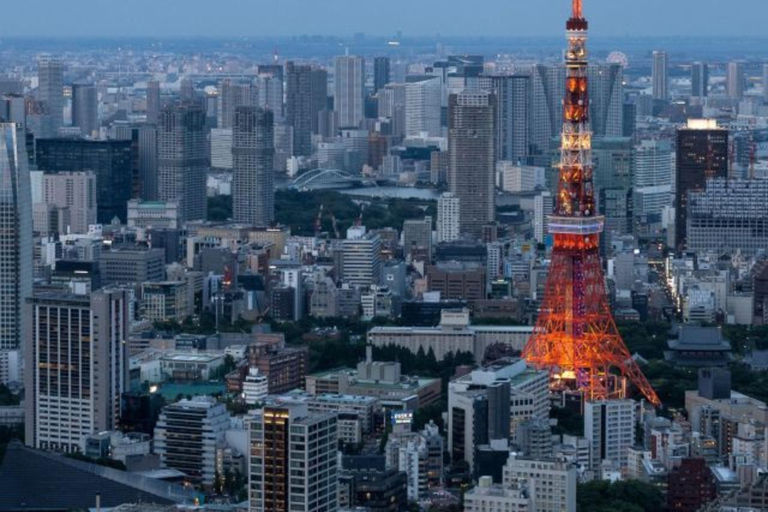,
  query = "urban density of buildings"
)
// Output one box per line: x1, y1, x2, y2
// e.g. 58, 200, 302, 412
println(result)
1, 0, 768, 511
